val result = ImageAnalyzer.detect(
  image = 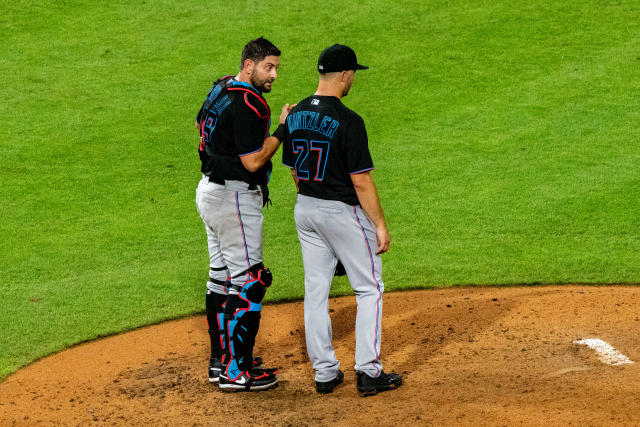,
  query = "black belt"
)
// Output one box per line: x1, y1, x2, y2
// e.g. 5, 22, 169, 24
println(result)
208, 176, 225, 185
